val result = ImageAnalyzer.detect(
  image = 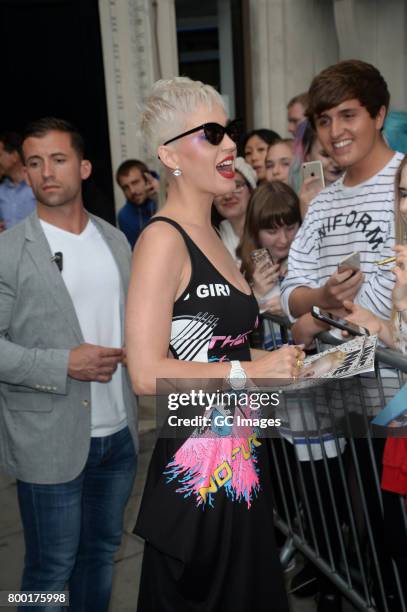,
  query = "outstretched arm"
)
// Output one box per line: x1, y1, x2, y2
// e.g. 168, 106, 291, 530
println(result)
125, 222, 303, 395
